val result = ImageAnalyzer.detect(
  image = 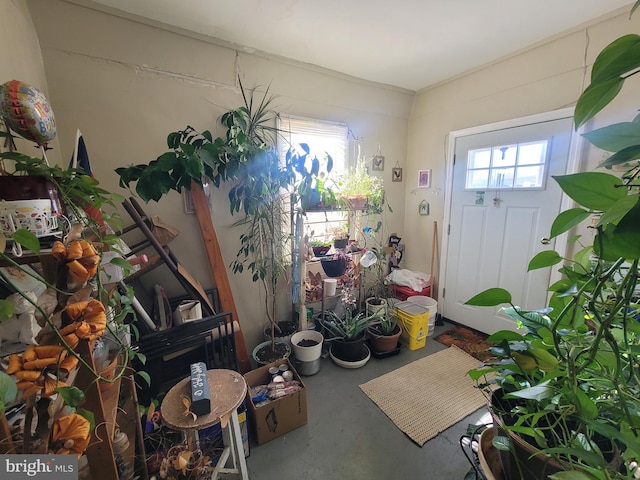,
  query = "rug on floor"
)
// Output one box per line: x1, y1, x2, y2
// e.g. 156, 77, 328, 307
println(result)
359, 345, 486, 446
434, 325, 495, 361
